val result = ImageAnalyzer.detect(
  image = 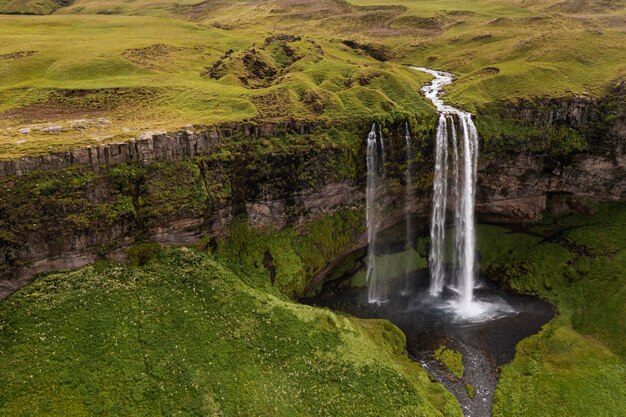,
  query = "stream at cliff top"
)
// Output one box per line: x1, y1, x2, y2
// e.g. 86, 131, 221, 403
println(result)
303, 223, 555, 417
